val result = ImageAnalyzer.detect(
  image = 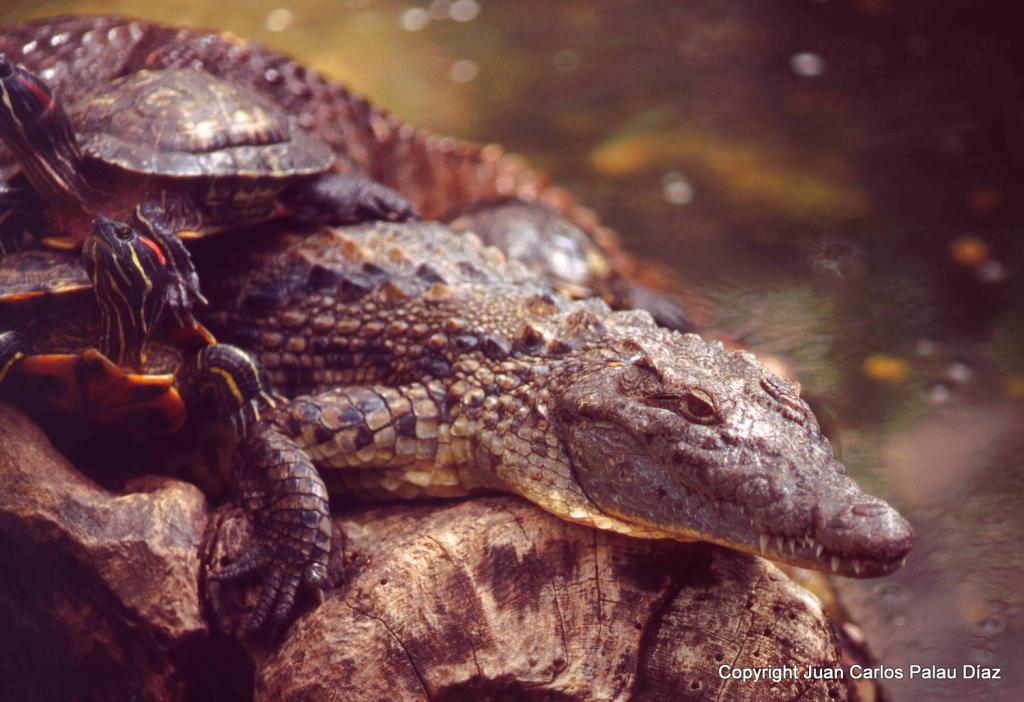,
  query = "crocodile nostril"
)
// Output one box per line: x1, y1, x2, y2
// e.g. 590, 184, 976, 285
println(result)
852, 502, 890, 518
